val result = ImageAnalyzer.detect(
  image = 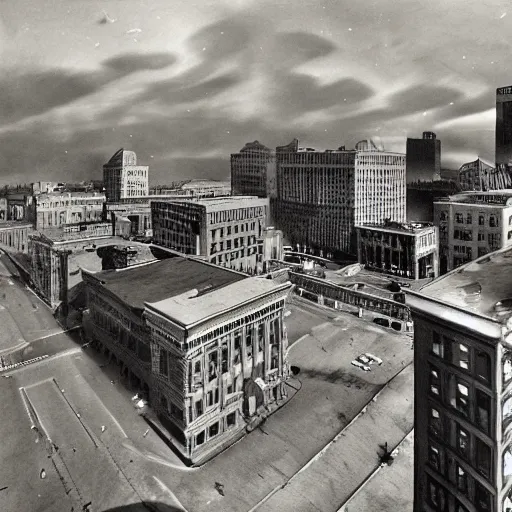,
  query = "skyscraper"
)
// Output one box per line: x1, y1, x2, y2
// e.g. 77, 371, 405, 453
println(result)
274, 139, 406, 257
496, 86, 512, 166
407, 245, 512, 512
406, 132, 441, 183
